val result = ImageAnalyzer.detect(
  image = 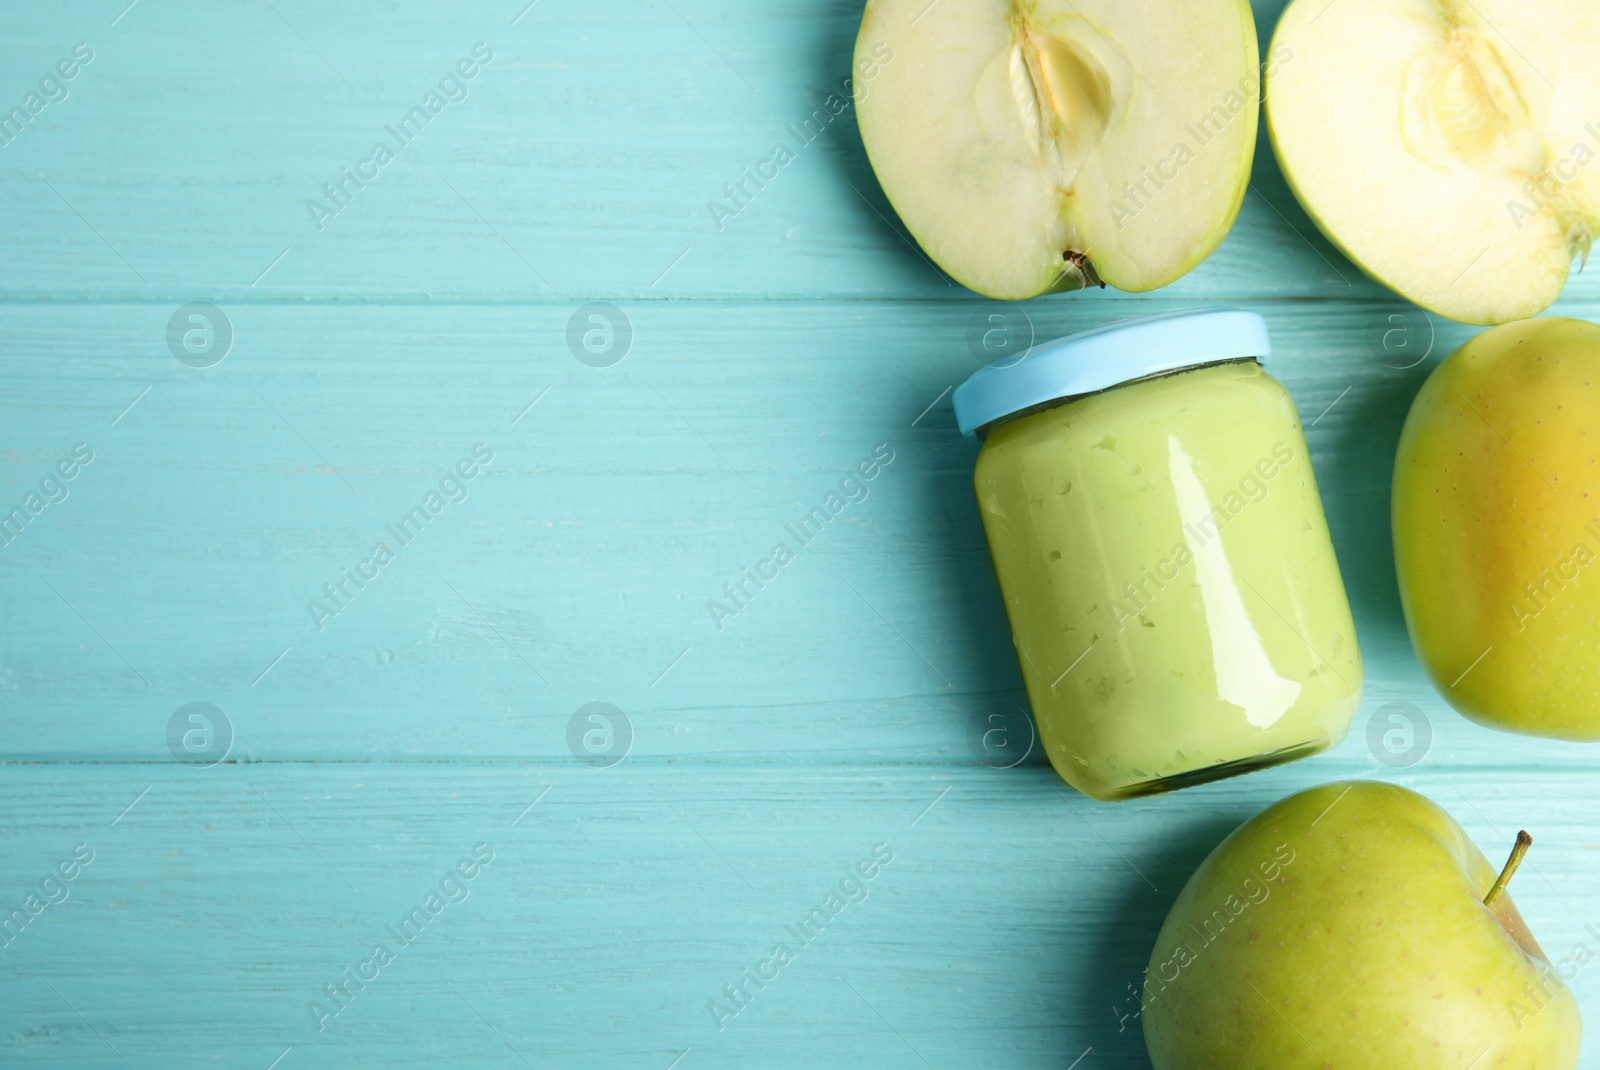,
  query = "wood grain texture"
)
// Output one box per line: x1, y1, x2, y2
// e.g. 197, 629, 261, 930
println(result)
2, 1, 1599, 1068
